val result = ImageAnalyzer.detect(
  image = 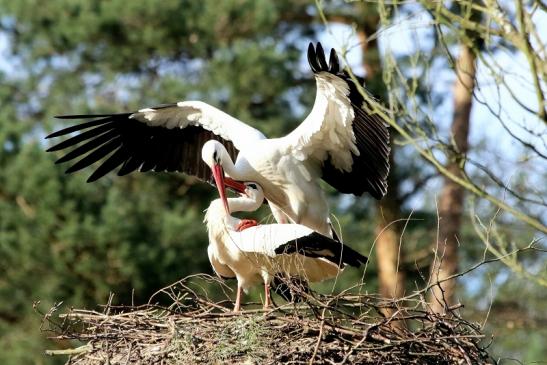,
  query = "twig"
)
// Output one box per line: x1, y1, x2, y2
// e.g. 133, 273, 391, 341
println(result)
38, 274, 493, 365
